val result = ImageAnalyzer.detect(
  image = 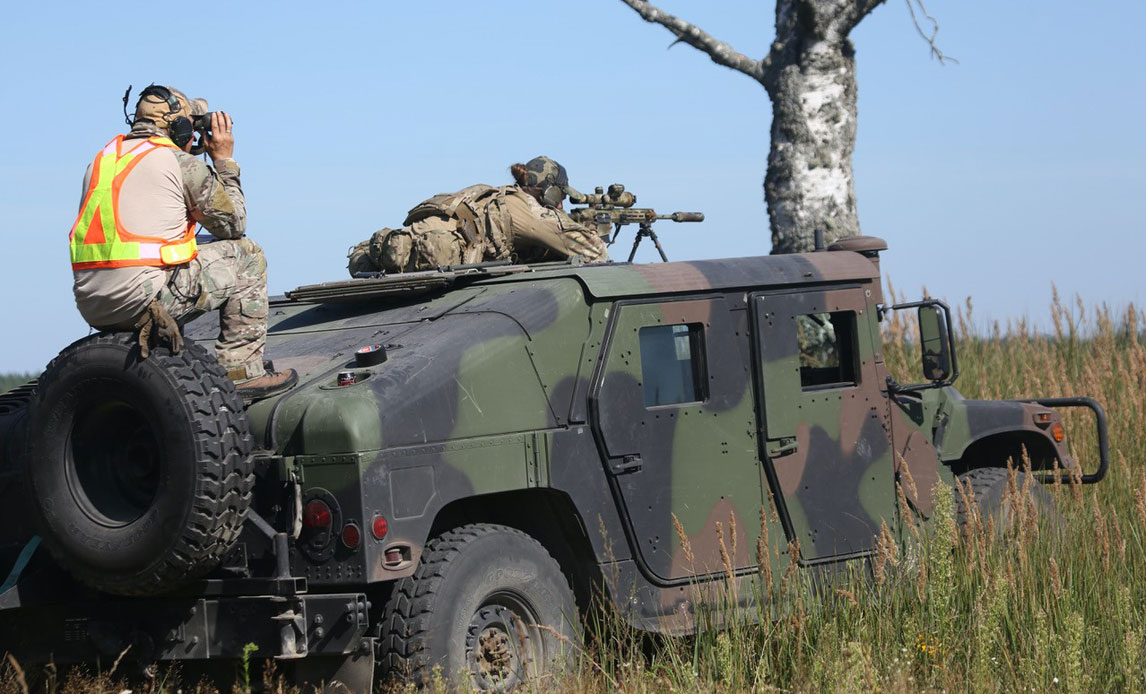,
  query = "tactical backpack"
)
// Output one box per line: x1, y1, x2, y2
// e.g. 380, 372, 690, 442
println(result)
403, 184, 512, 264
